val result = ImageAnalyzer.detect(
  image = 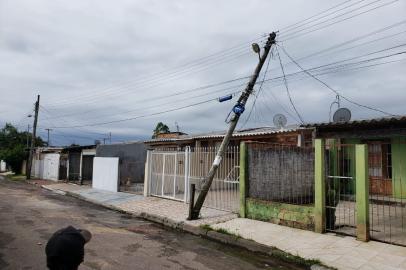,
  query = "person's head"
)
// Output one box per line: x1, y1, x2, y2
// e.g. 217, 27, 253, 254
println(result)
45, 226, 92, 270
